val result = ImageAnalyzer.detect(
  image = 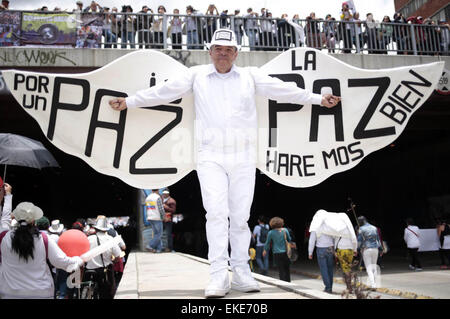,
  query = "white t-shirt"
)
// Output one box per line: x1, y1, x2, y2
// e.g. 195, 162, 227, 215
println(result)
145, 192, 165, 221
253, 224, 269, 246
404, 226, 420, 249
86, 232, 121, 269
